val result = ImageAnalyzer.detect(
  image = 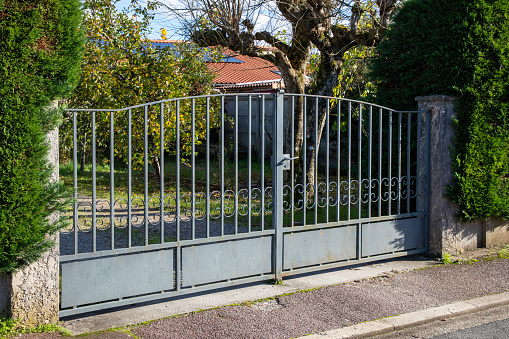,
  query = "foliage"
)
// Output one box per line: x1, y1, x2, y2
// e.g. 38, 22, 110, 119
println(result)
333, 46, 376, 100
370, 0, 509, 220
63, 0, 222, 173
440, 253, 455, 265
0, 0, 84, 273
0, 317, 17, 337
498, 245, 509, 259
0, 317, 71, 337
